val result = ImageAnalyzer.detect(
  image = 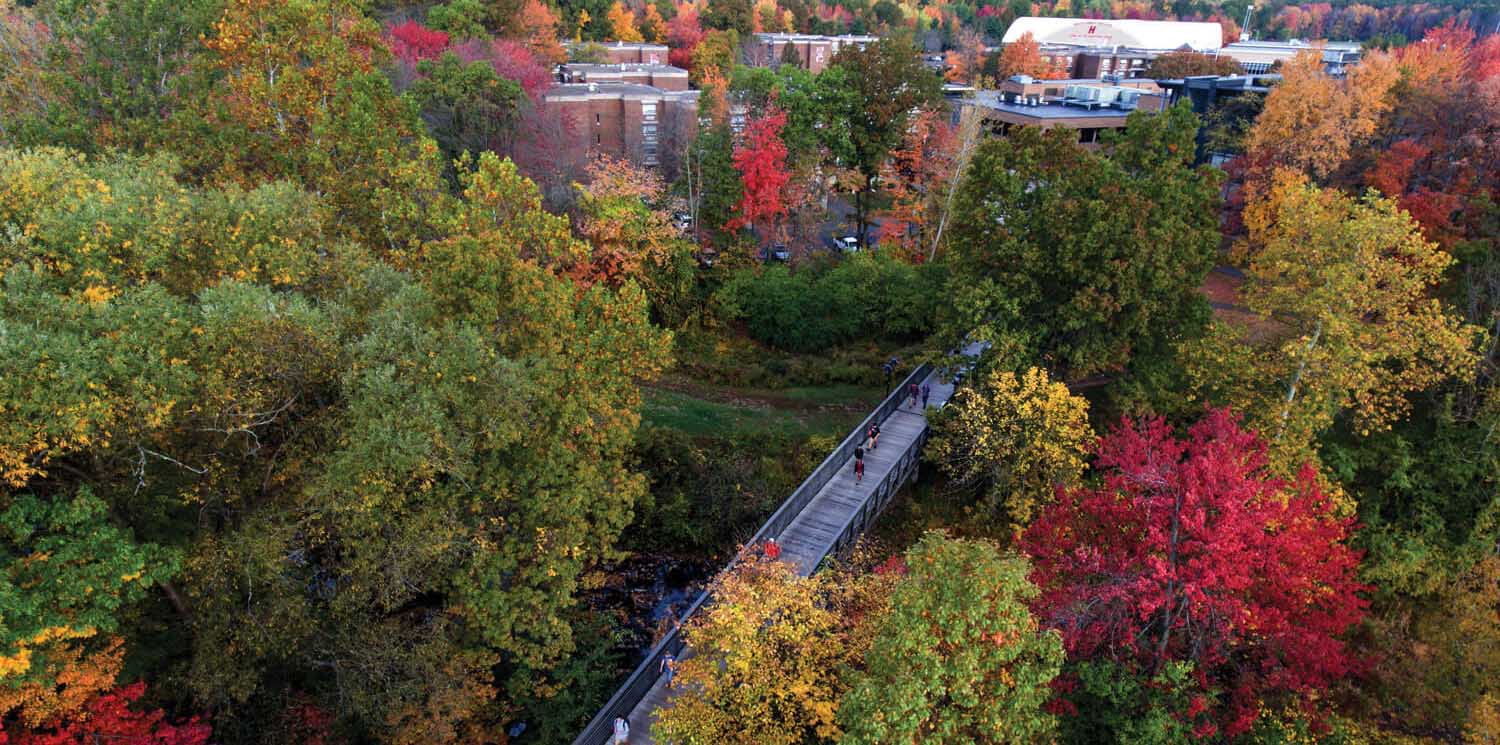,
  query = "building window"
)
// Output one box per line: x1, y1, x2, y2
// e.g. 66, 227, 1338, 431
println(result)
642, 103, 657, 121
596, 133, 601, 145
595, 113, 601, 125
1078, 128, 1098, 144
